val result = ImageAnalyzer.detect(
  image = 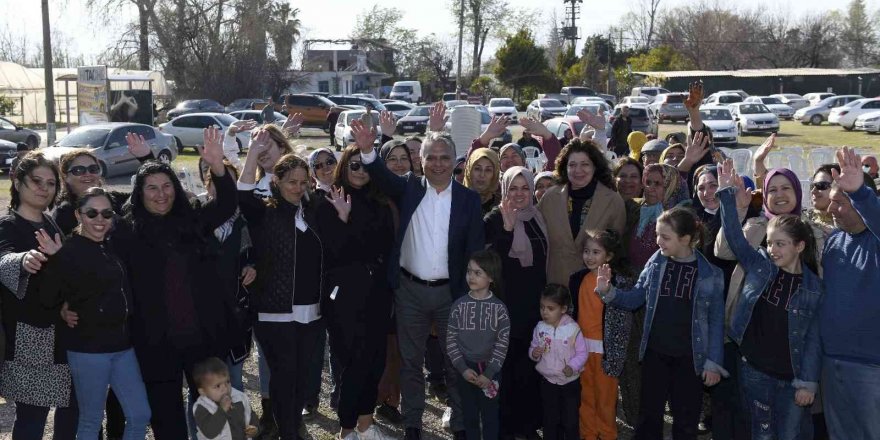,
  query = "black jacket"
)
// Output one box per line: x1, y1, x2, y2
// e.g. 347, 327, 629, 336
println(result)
610, 116, 633, 154
40, 234, 132, 353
